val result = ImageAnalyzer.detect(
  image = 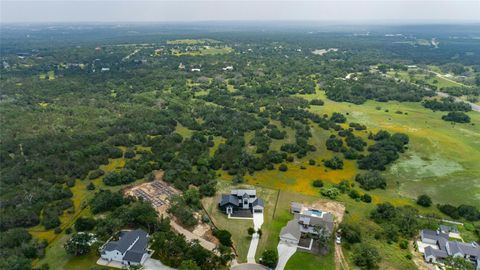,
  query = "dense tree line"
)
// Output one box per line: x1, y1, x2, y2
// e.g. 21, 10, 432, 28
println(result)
422, 97, 471, 112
